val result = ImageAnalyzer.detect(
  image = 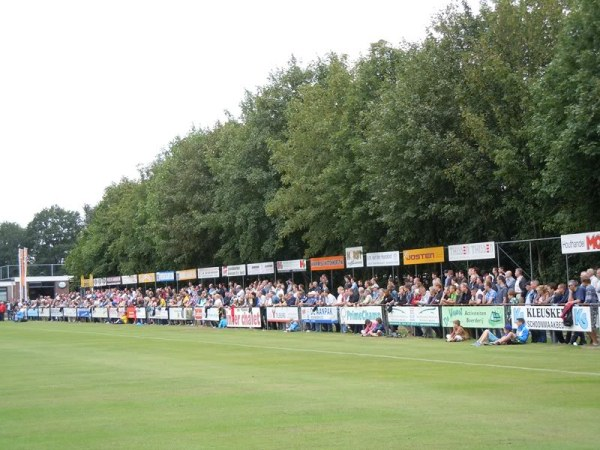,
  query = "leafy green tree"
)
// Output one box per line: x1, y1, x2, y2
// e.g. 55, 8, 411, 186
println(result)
27, 205, 82, 264
0, 222, 27, 266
